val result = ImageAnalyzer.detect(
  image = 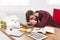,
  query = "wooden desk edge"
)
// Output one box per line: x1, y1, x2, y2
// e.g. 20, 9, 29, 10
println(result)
0, 29, 15, 40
